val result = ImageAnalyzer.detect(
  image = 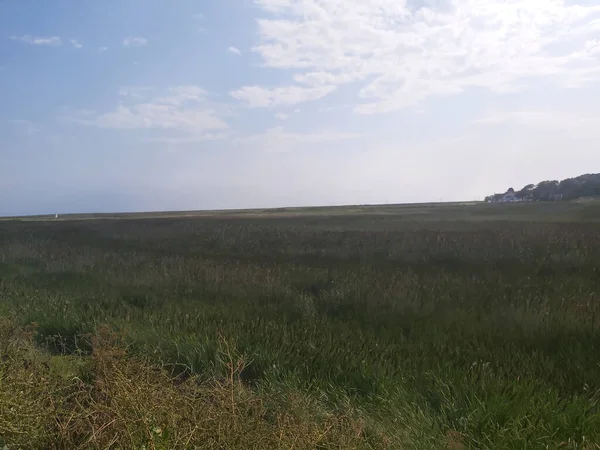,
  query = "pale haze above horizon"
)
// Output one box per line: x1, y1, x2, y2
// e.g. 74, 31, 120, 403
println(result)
1, 0, 599, 216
